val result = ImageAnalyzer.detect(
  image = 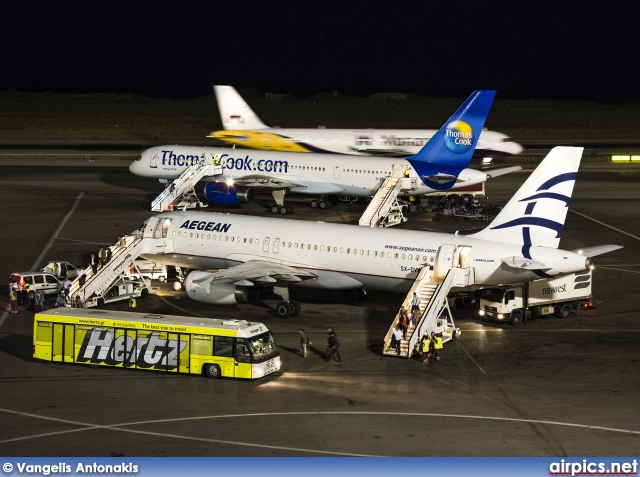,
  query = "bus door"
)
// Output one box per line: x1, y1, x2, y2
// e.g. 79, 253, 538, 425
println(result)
214, 336, 236, 377
52, 323, 75, 363
163, 332, 189, 374
234, 339, 252, 379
